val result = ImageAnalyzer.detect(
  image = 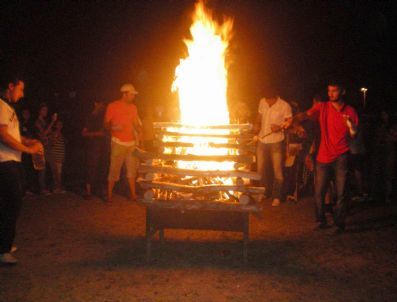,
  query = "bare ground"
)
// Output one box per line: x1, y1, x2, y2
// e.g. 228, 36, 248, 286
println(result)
1, 192, 396, 302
